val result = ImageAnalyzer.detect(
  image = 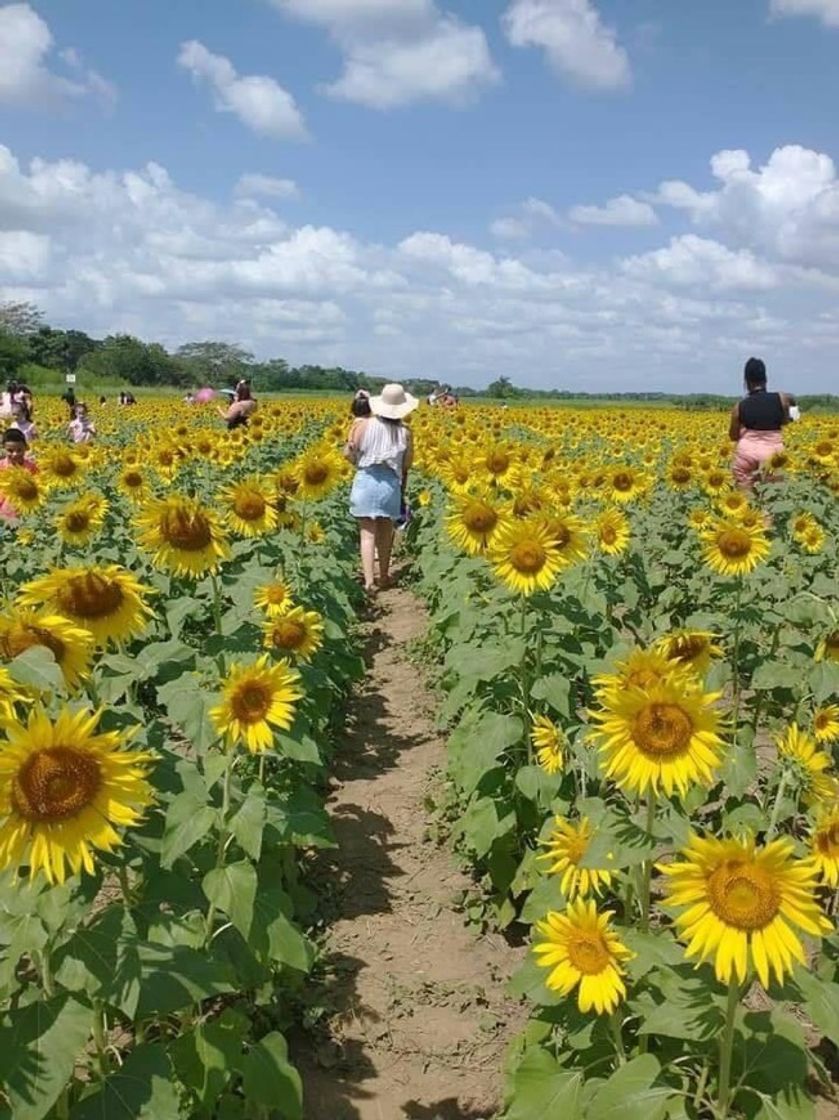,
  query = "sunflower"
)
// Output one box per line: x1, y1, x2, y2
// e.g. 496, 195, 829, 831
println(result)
135, 494, 230, 577
211, 655, 303, 753
800, 523, 826, 555
117, 464, 149, 502
776, 723, 838, 805
687, 507, 713, 532
417, 489, 432, 508
717, 490, 750, 518
445, 493, 508, 556
537, 513, 588, 570
0, 667, 28, 725
254, 580, 295, 619
0, 608, 94, 689
654, 630, 724, 679
700, 467, 730, 497
813, 705, 839, 745
40, 449, 83, 489
810, 807, 839, 888
0, 707, 155, 884
263, 606, 324, 662
18, 565, 153, 649
667, 463, 694, 491
594, 508, 630, 556
700, 517, 770, 578
790, 511, 817, 542
539, 816, 613, 898
588, 681, 725, 797
294, 445, 344, 501
606, 466, 649, 504
0, 466, 47, 514
481, 443, 515, 484
533, 899, 632, 1014
219, 476, 277, 538
530, 714, 564, 774
592, 647, 685, 704
56, 492, 107, 547
488, 518, 566, 596
816, 631, 839, 663
659, 832, 831, 988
